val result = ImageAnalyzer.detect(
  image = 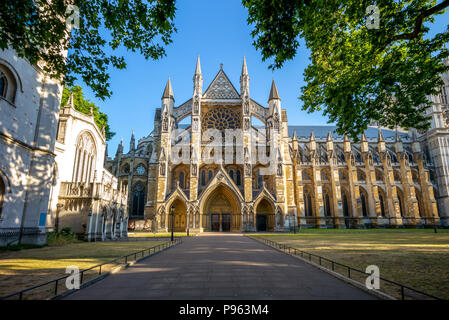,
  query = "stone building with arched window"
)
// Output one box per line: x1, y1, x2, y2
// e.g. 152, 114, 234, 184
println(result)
107, 57, 448, 231
47, 96, 128, 241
